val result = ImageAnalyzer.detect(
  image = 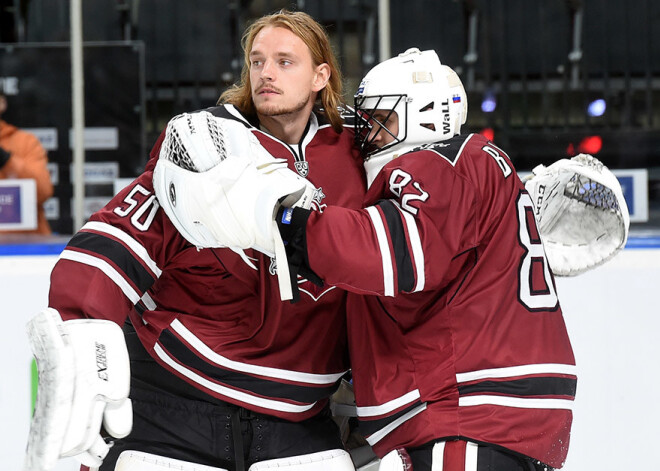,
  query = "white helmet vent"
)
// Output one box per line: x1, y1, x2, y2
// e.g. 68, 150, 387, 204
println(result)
412, 71, 433, 84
